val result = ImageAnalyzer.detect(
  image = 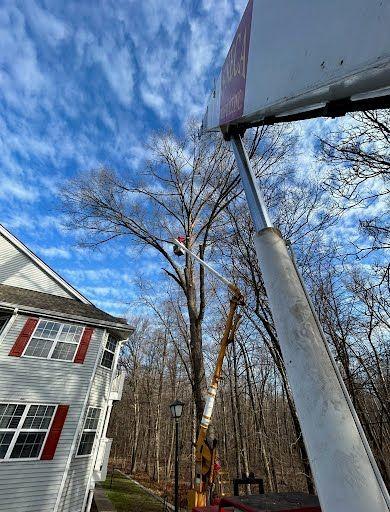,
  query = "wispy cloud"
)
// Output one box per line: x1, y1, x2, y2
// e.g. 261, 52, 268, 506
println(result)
0, 4, 45, 105
25, 0, 69, 46
0, 175, 40, 202
35, 246, 72, 260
